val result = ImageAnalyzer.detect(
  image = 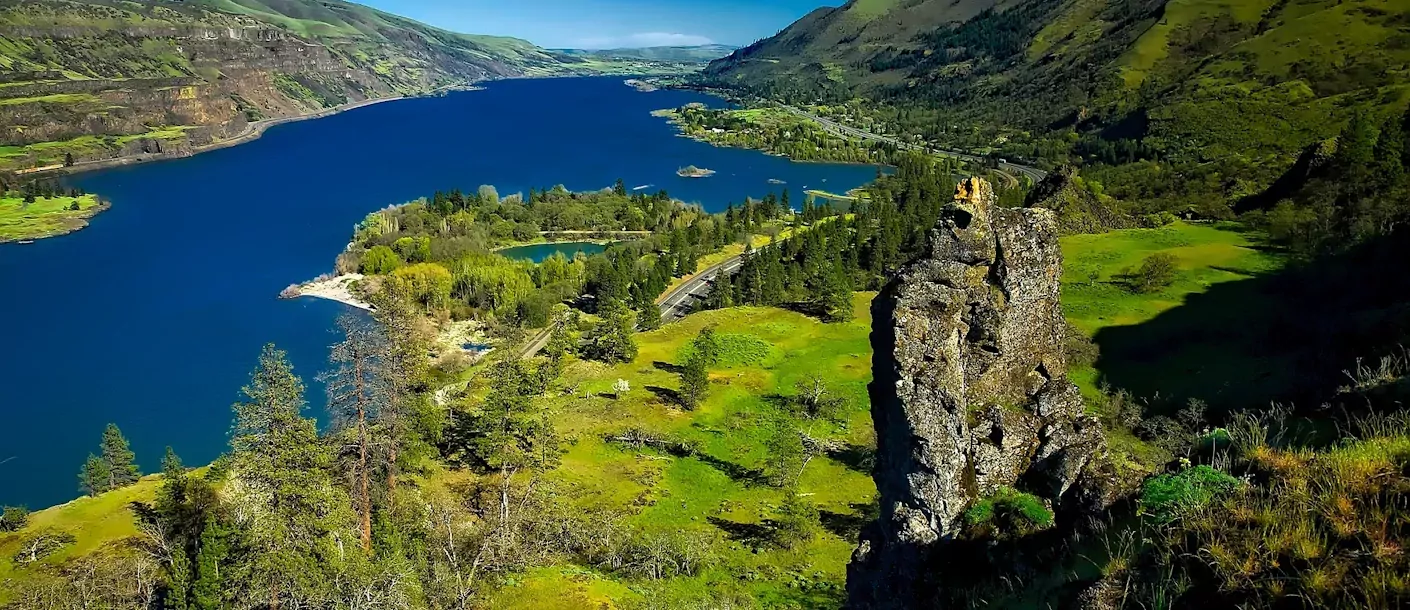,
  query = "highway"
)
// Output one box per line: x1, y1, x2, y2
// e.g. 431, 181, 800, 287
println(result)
517, 253, 747, 358
657, 255, 747, 322
776, 105, 1048, 183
